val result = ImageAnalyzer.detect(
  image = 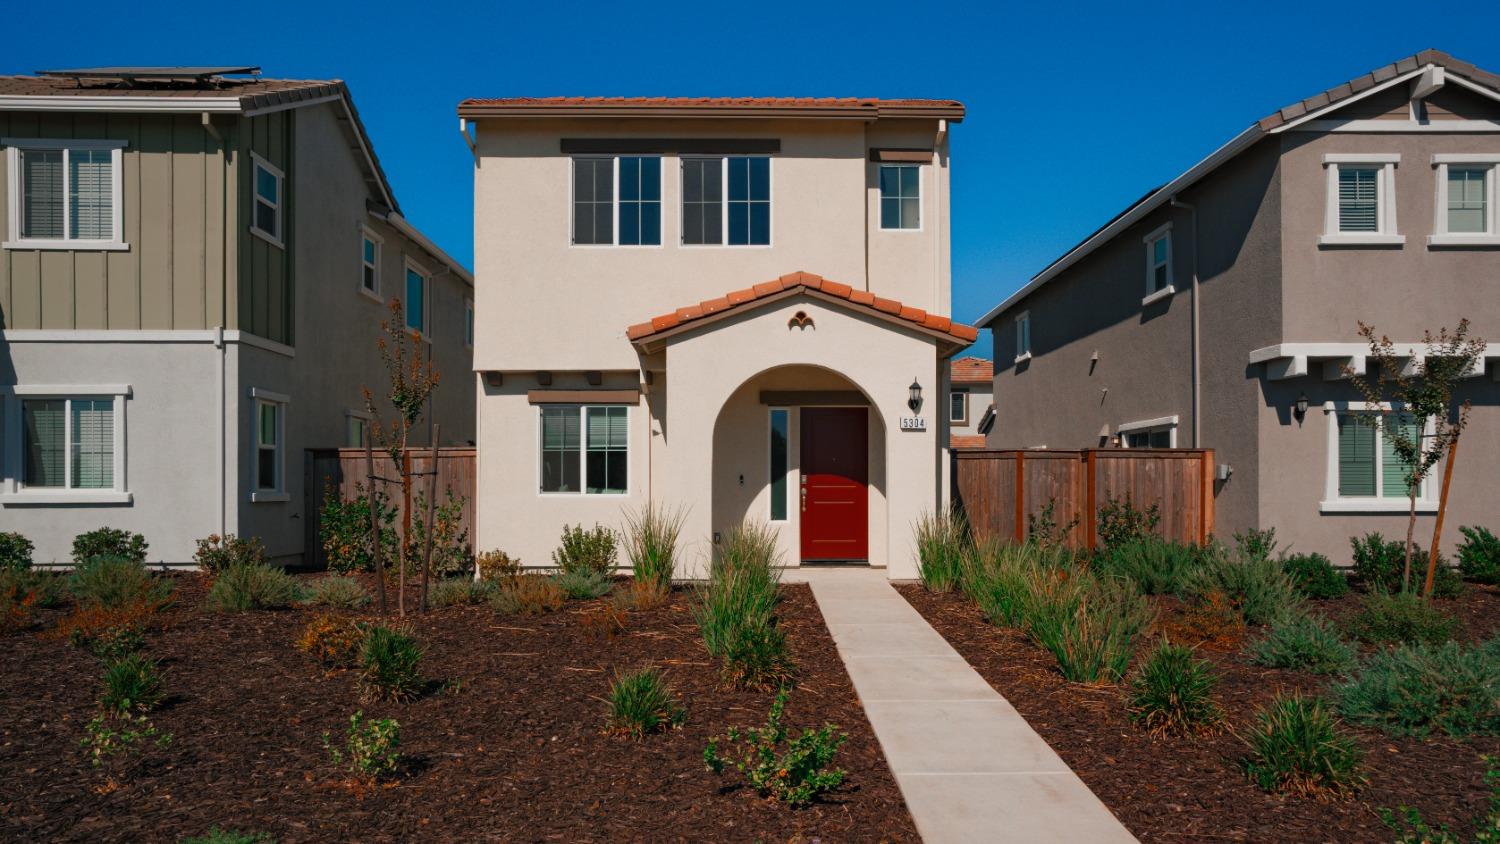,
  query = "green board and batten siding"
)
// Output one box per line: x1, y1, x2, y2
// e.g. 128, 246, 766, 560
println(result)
239, 110, 295, 346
